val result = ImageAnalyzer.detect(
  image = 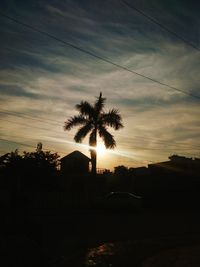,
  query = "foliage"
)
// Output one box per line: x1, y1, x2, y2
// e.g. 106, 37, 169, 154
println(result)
114, 165, 129, 176
23, 150, 59, 174
0, 150, 23, 172
1, 146, 59, 173
0, 143, 60, 190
